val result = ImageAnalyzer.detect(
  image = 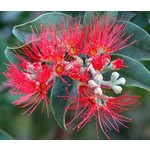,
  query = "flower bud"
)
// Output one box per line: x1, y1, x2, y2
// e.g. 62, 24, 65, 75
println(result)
88, 64, 98, 76
94, 74, 103, 84
115, 77, 126, 85
88, 80, 98, 88
112, 85, 122, 94
94, 87, 103, 96
111, 72, 119, 82
111, 58, 124, 70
